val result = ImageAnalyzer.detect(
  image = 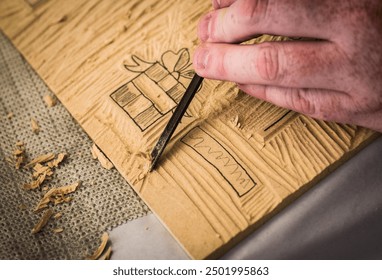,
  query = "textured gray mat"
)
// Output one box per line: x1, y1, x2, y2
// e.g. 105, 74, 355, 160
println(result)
0, 32, 149, 259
